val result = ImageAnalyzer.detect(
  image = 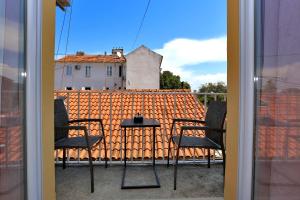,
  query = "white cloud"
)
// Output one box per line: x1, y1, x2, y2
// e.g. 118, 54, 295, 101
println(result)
154, 36, 227, 90
189, 73, 227, 90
